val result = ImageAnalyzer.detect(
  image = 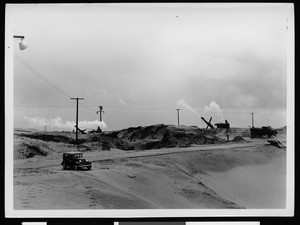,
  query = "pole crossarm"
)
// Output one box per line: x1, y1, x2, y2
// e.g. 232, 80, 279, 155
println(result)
70, 98, 84, 100
13, 35, 25, 39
